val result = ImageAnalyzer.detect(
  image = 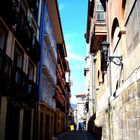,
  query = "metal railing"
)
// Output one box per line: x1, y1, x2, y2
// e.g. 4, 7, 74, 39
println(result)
42, 88, 56, 109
